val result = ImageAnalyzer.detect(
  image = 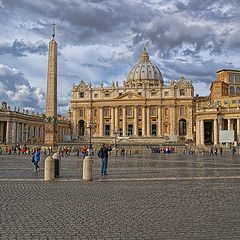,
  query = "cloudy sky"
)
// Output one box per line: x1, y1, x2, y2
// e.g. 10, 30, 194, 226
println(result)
0, 0, 239, 114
